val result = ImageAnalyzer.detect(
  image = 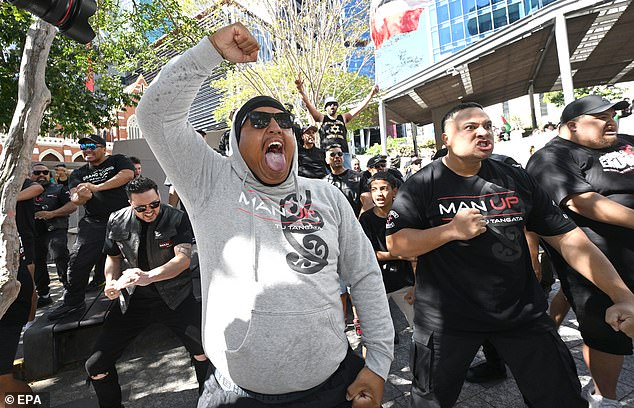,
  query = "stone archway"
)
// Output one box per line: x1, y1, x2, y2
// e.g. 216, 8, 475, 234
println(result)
39, 149, 63, 162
